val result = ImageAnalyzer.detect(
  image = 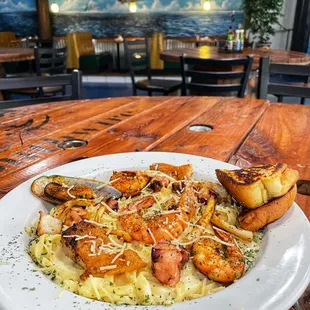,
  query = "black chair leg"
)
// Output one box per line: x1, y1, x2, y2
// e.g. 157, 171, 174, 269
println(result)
133, 87, 137, 96
148, 91, 152, 97
277, 95, 284, 102
301, 97, 306, 105
164, 91, 169, 96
